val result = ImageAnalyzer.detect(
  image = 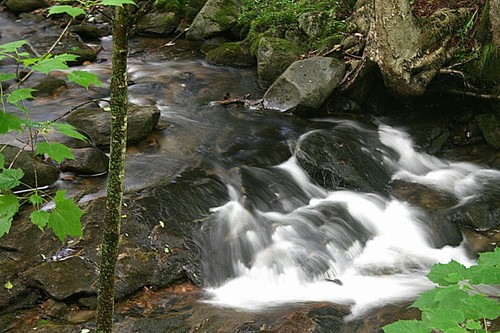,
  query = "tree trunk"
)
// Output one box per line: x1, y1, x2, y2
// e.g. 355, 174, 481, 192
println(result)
363, 0, 472, 97
95, 5, 130, 333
